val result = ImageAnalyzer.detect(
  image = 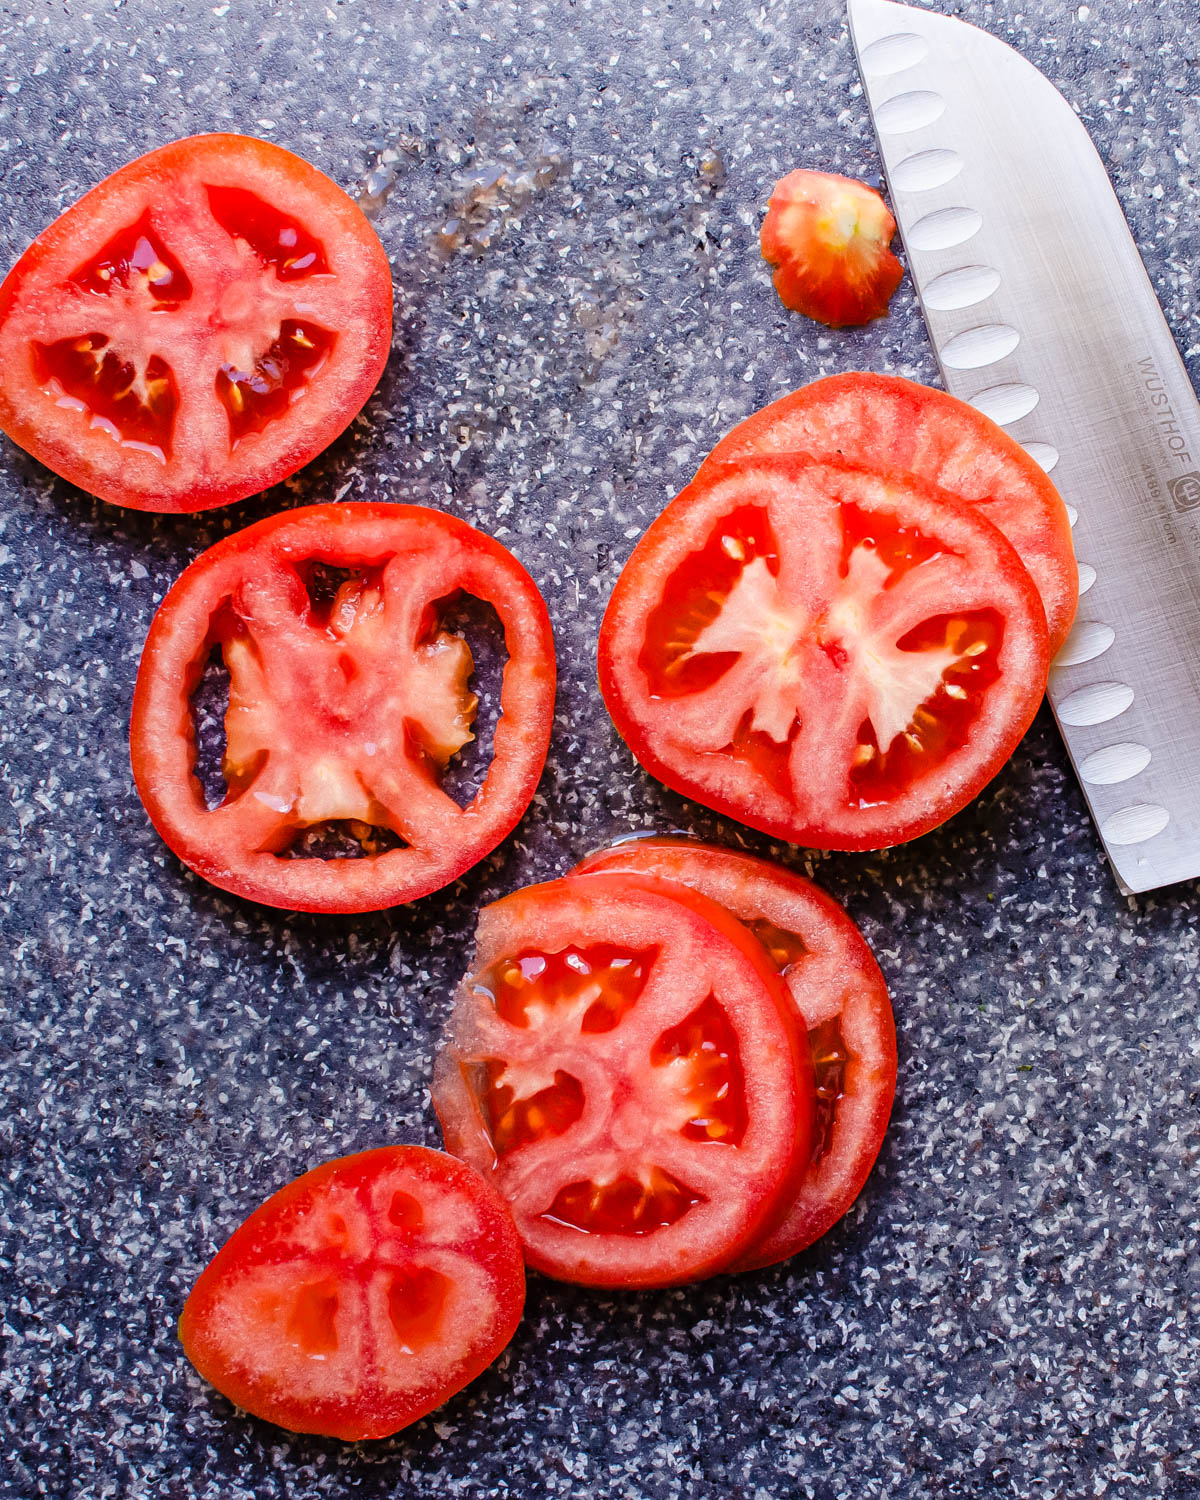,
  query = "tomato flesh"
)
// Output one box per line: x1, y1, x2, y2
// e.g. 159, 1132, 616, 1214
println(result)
571, 839, 896, 1268
0, 134, 392, 511
760, 170, 903, 328
178, 1146, 525, 1441
130, 502, 555, 912
700, 373, 1078, 653
433, 873, 815, 1288
599, 455, 1051, 850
